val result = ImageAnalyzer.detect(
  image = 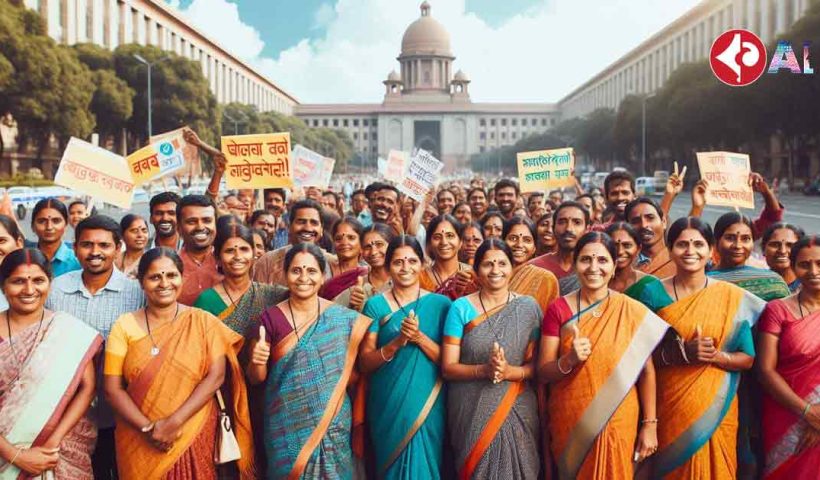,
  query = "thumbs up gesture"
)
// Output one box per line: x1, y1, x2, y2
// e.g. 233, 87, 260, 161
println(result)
454, 269, 474, 294
685, 324, 717, 364
569, 323, 592, 366
252, 325, 271, 366
400, 309, 421, 344
349, 275, 366, 311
